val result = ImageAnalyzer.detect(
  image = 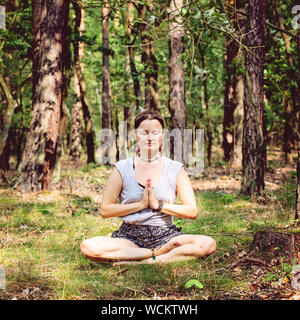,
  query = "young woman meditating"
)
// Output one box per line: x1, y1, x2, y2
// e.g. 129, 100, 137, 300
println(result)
80, 110, 216, 265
